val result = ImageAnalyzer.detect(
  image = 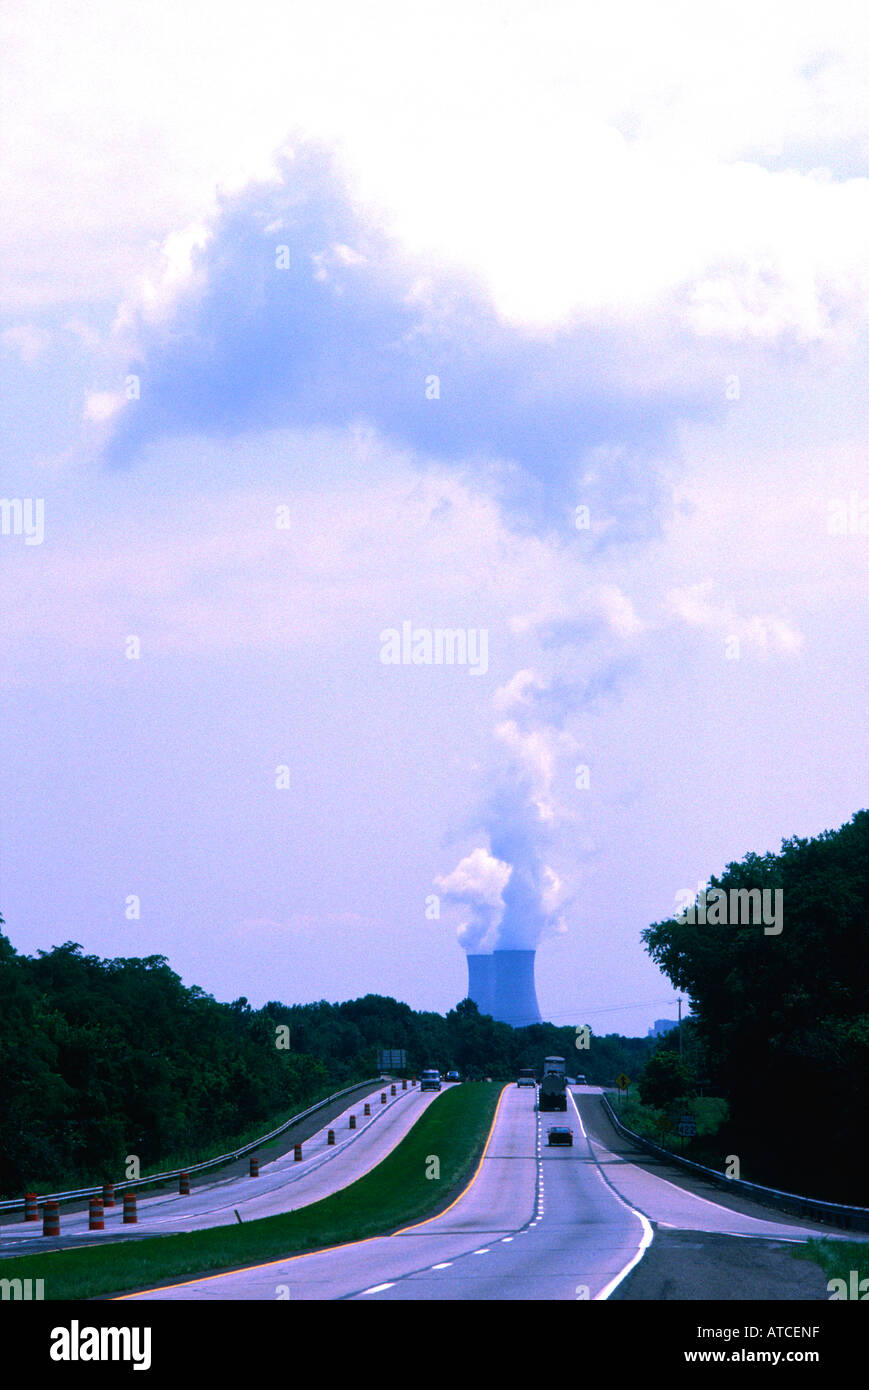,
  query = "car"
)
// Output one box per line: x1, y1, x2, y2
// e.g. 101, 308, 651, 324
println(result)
547, 1126, 573, 1147
517, 1068, 536, 1087
420, 1069, 442, 1092
575, 1074, 587, 1085
445, 1070, 461, 1083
